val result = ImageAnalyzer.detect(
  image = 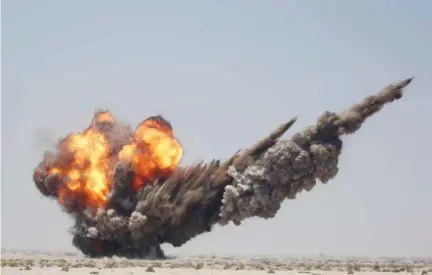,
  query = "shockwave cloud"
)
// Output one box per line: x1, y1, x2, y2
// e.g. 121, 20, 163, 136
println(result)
33, 78, 413, 258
